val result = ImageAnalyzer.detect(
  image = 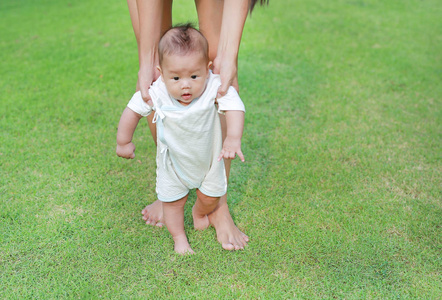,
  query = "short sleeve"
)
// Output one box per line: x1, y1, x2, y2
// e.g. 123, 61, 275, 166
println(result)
217, 86, 245, 113
127, 91, 153, 117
